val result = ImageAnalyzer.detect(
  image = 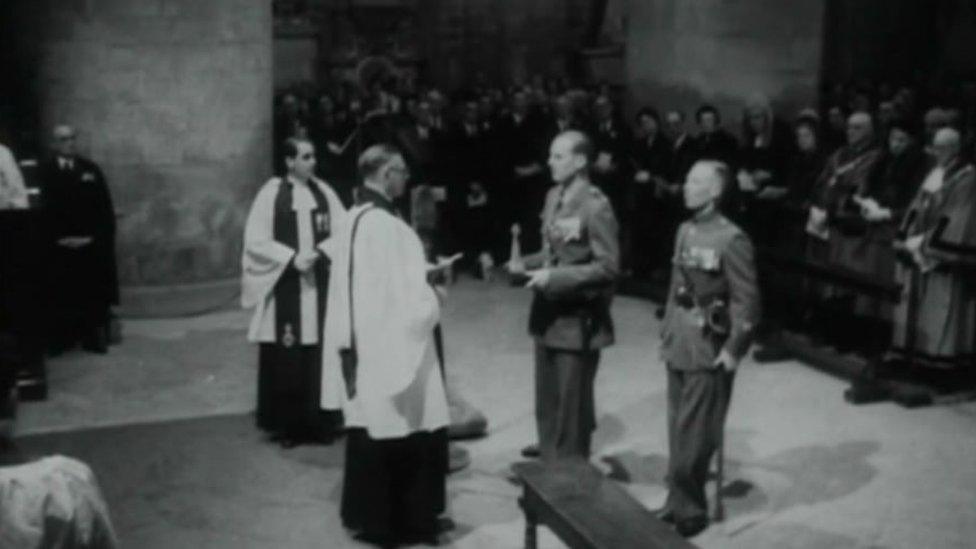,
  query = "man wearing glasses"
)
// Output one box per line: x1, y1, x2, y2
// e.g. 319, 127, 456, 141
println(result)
39, 125, 119, 355
321, 144, 452, 546
242, 137, 347, 448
